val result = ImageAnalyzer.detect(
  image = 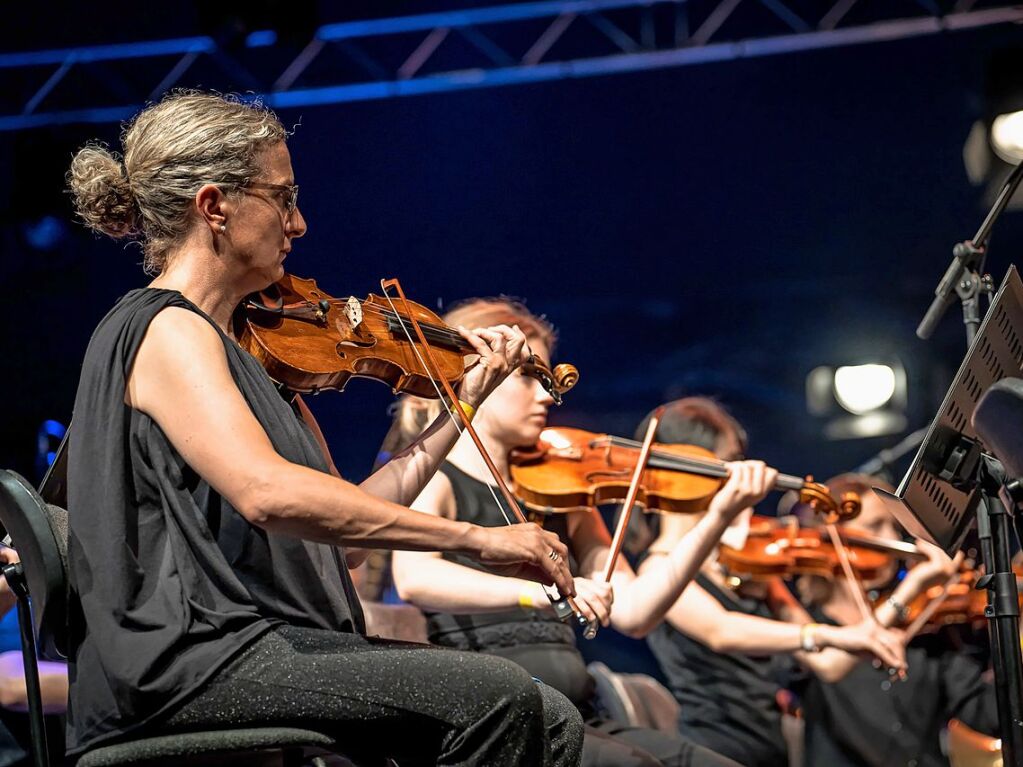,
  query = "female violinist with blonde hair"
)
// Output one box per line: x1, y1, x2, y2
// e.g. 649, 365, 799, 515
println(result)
390, 297, 786, 767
